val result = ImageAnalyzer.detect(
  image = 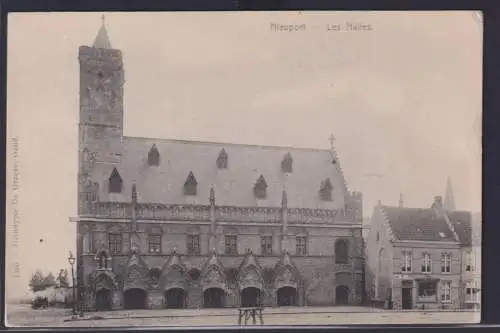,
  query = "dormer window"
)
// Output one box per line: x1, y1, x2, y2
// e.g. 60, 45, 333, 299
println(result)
108, 167, 122, 193
184, 171, 198, 196
217, 148, 228, 169
319, 178, 333, 201
148, 144, 160, 166
254, 175, 268, 199
281, 152, 293, 173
